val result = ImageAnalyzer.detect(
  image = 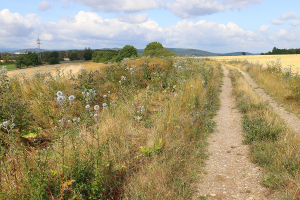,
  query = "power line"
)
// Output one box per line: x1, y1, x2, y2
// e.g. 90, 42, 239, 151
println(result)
37, 35, 42, 61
